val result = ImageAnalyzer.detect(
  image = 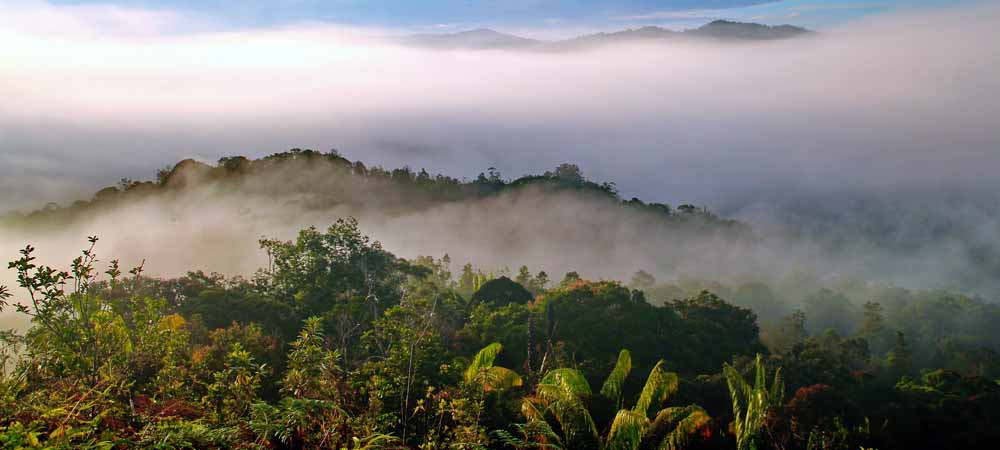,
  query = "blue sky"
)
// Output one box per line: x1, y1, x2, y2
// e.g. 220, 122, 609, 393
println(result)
44, 0, 969, 32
